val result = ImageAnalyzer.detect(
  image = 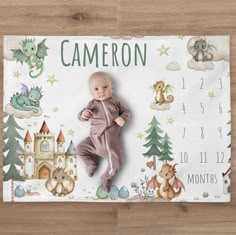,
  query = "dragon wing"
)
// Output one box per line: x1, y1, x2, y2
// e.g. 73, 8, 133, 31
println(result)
149, 84, 156, 93
147, 175, 160, 189
172, 176, 185, 191
163, 84, 173, 93
188, 46, 195, 54
36, 38, 48, 60
20, 83, 29, 95
207, 44, 217, 53
11, 49, 28, 64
